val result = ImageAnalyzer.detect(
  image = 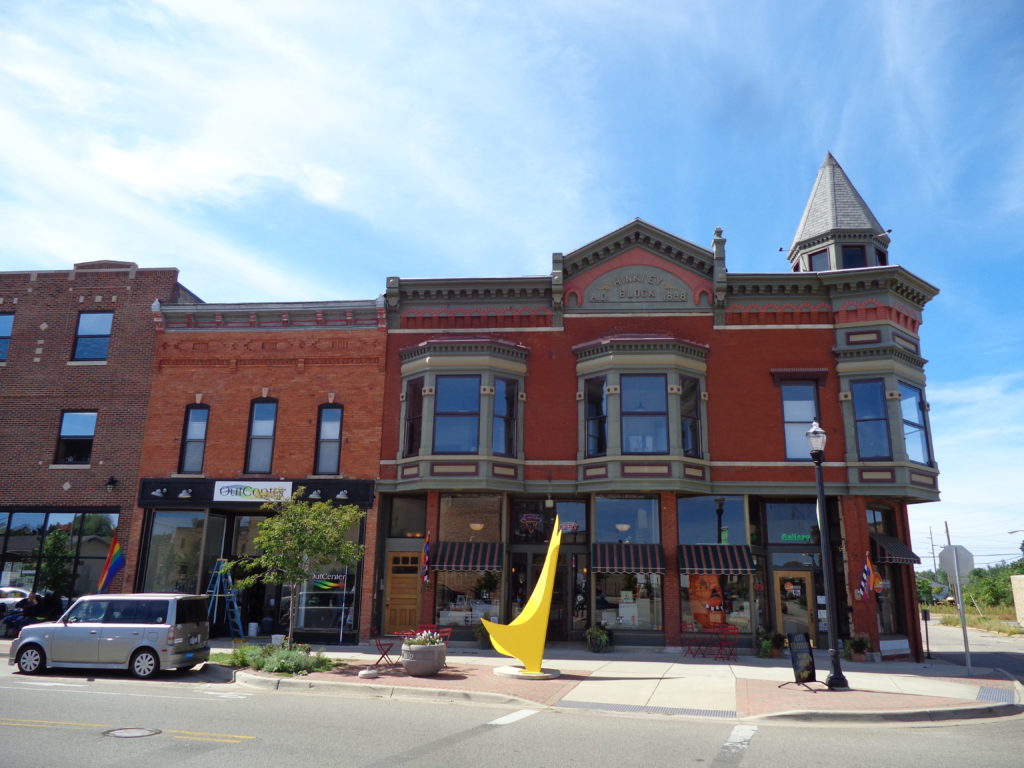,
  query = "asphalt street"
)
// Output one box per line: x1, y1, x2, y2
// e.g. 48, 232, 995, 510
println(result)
920, 618, 1024, 682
